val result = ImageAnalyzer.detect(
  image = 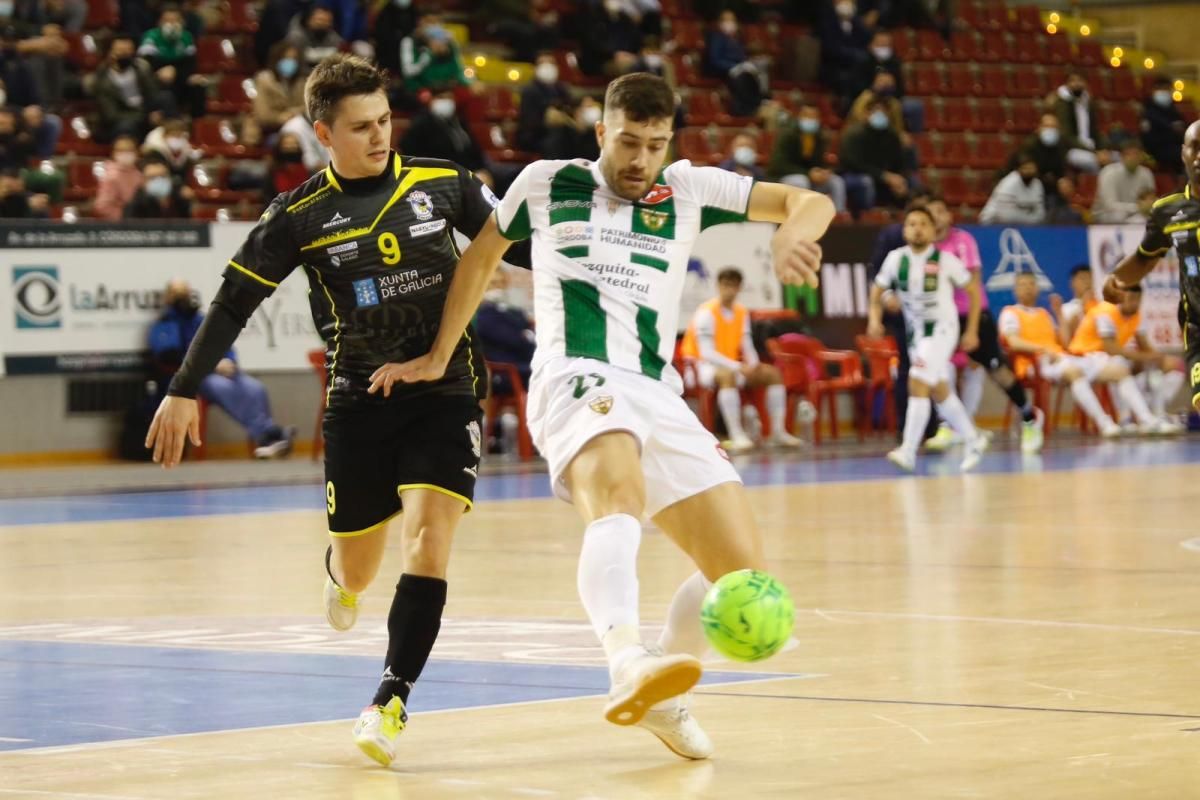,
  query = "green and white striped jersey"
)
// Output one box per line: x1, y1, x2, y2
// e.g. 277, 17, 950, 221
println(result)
495, 158, 754, 392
